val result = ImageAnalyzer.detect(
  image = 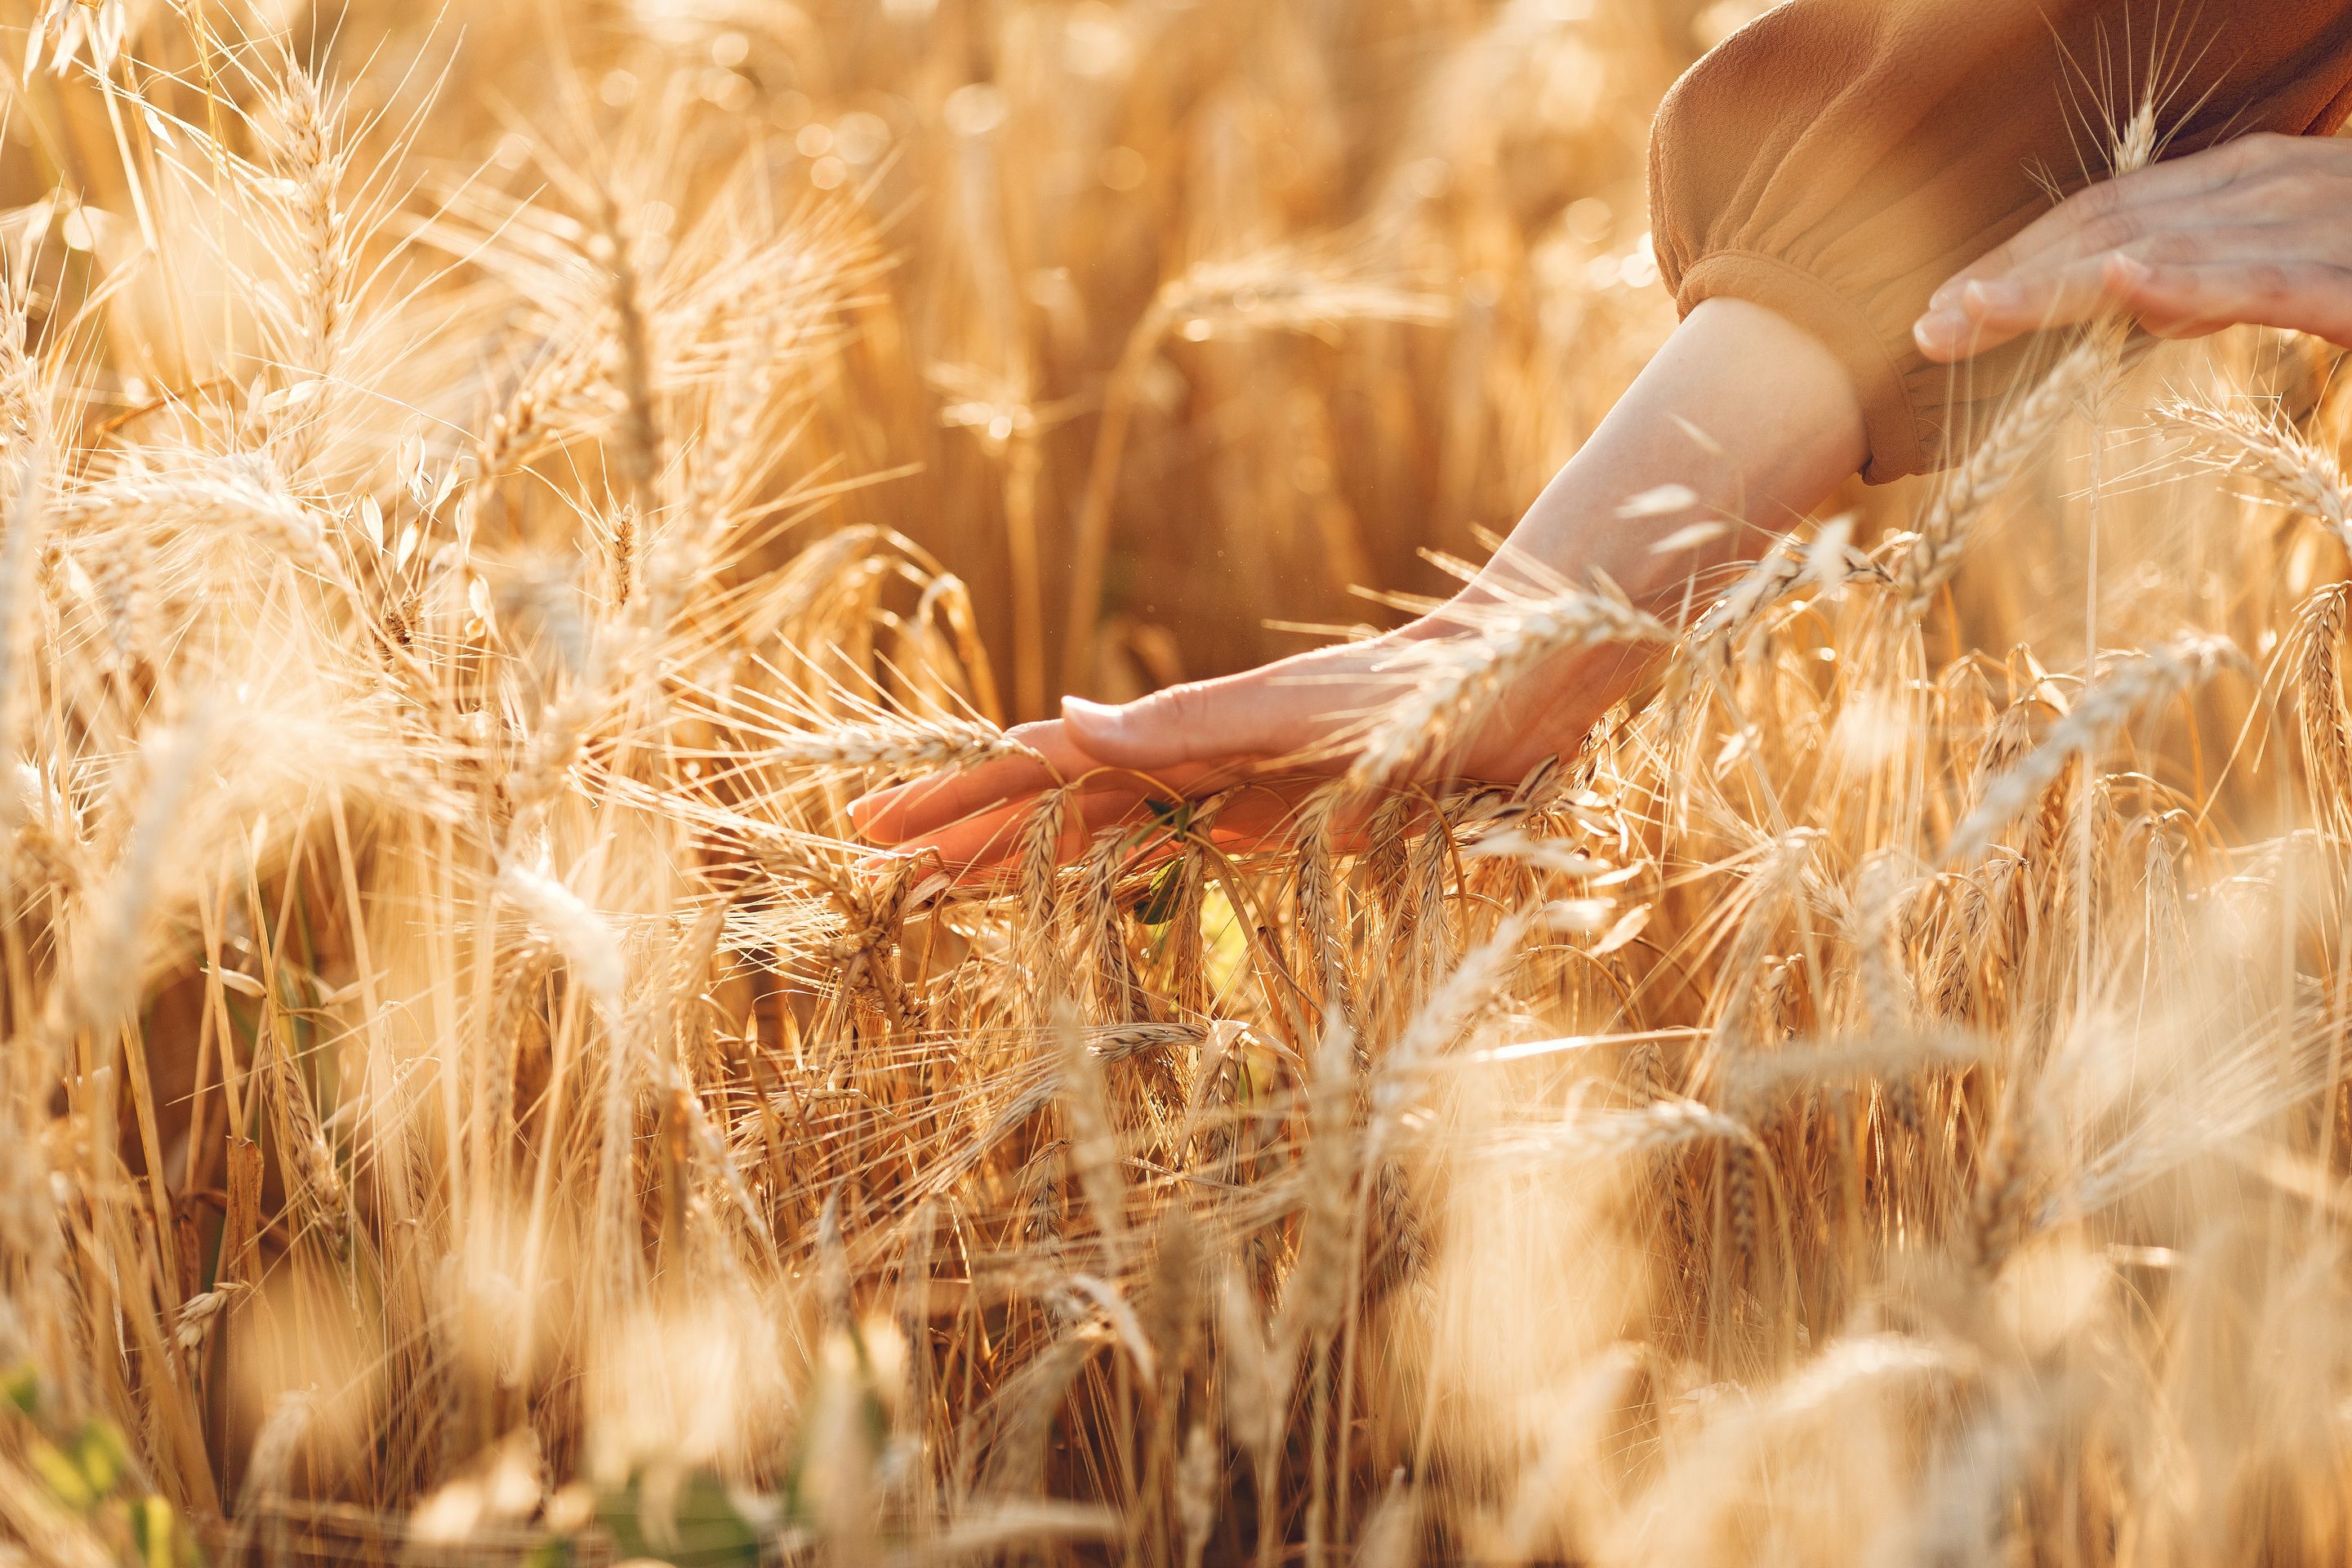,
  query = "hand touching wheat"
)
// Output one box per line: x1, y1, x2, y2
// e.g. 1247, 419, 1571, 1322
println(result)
1911, 133, 2352, 359
854, 298, 1870, 871
848, 609, 1649, 868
